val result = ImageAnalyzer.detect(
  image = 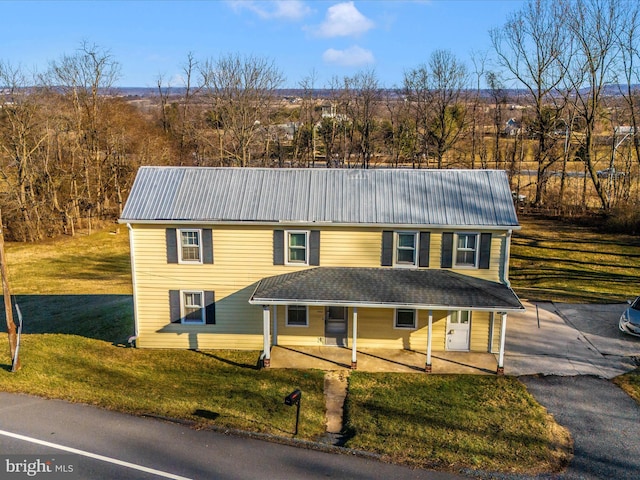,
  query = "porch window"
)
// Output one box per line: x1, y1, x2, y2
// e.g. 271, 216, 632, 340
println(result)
287, 305, 308, 326
395, 232, 418, 266
287, 231, 308, 265
182, 291, 205, 324
455, 233, 478, 267
179, 229, 202, 263
395, 309, 416, 329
